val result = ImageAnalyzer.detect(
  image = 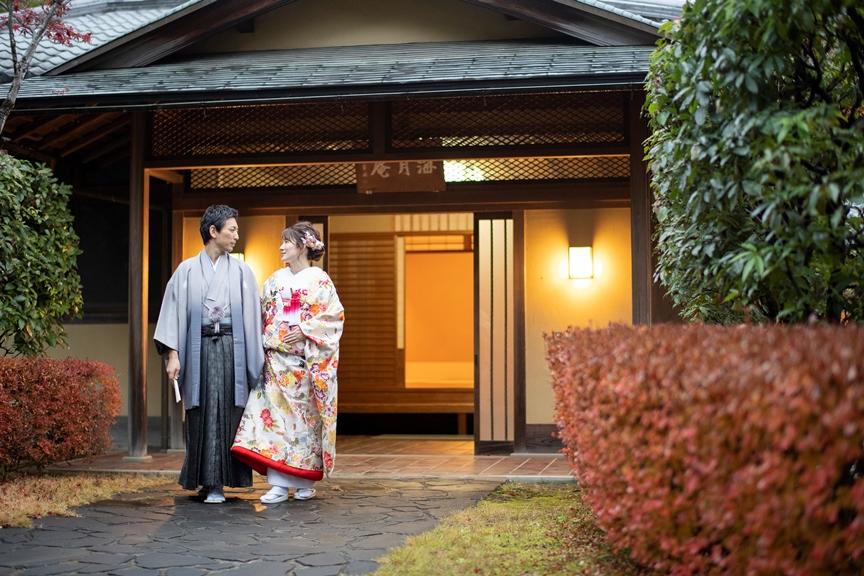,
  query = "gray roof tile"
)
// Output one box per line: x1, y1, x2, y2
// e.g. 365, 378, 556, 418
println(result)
0, 0, 204, 80
8, 41, 653, 105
